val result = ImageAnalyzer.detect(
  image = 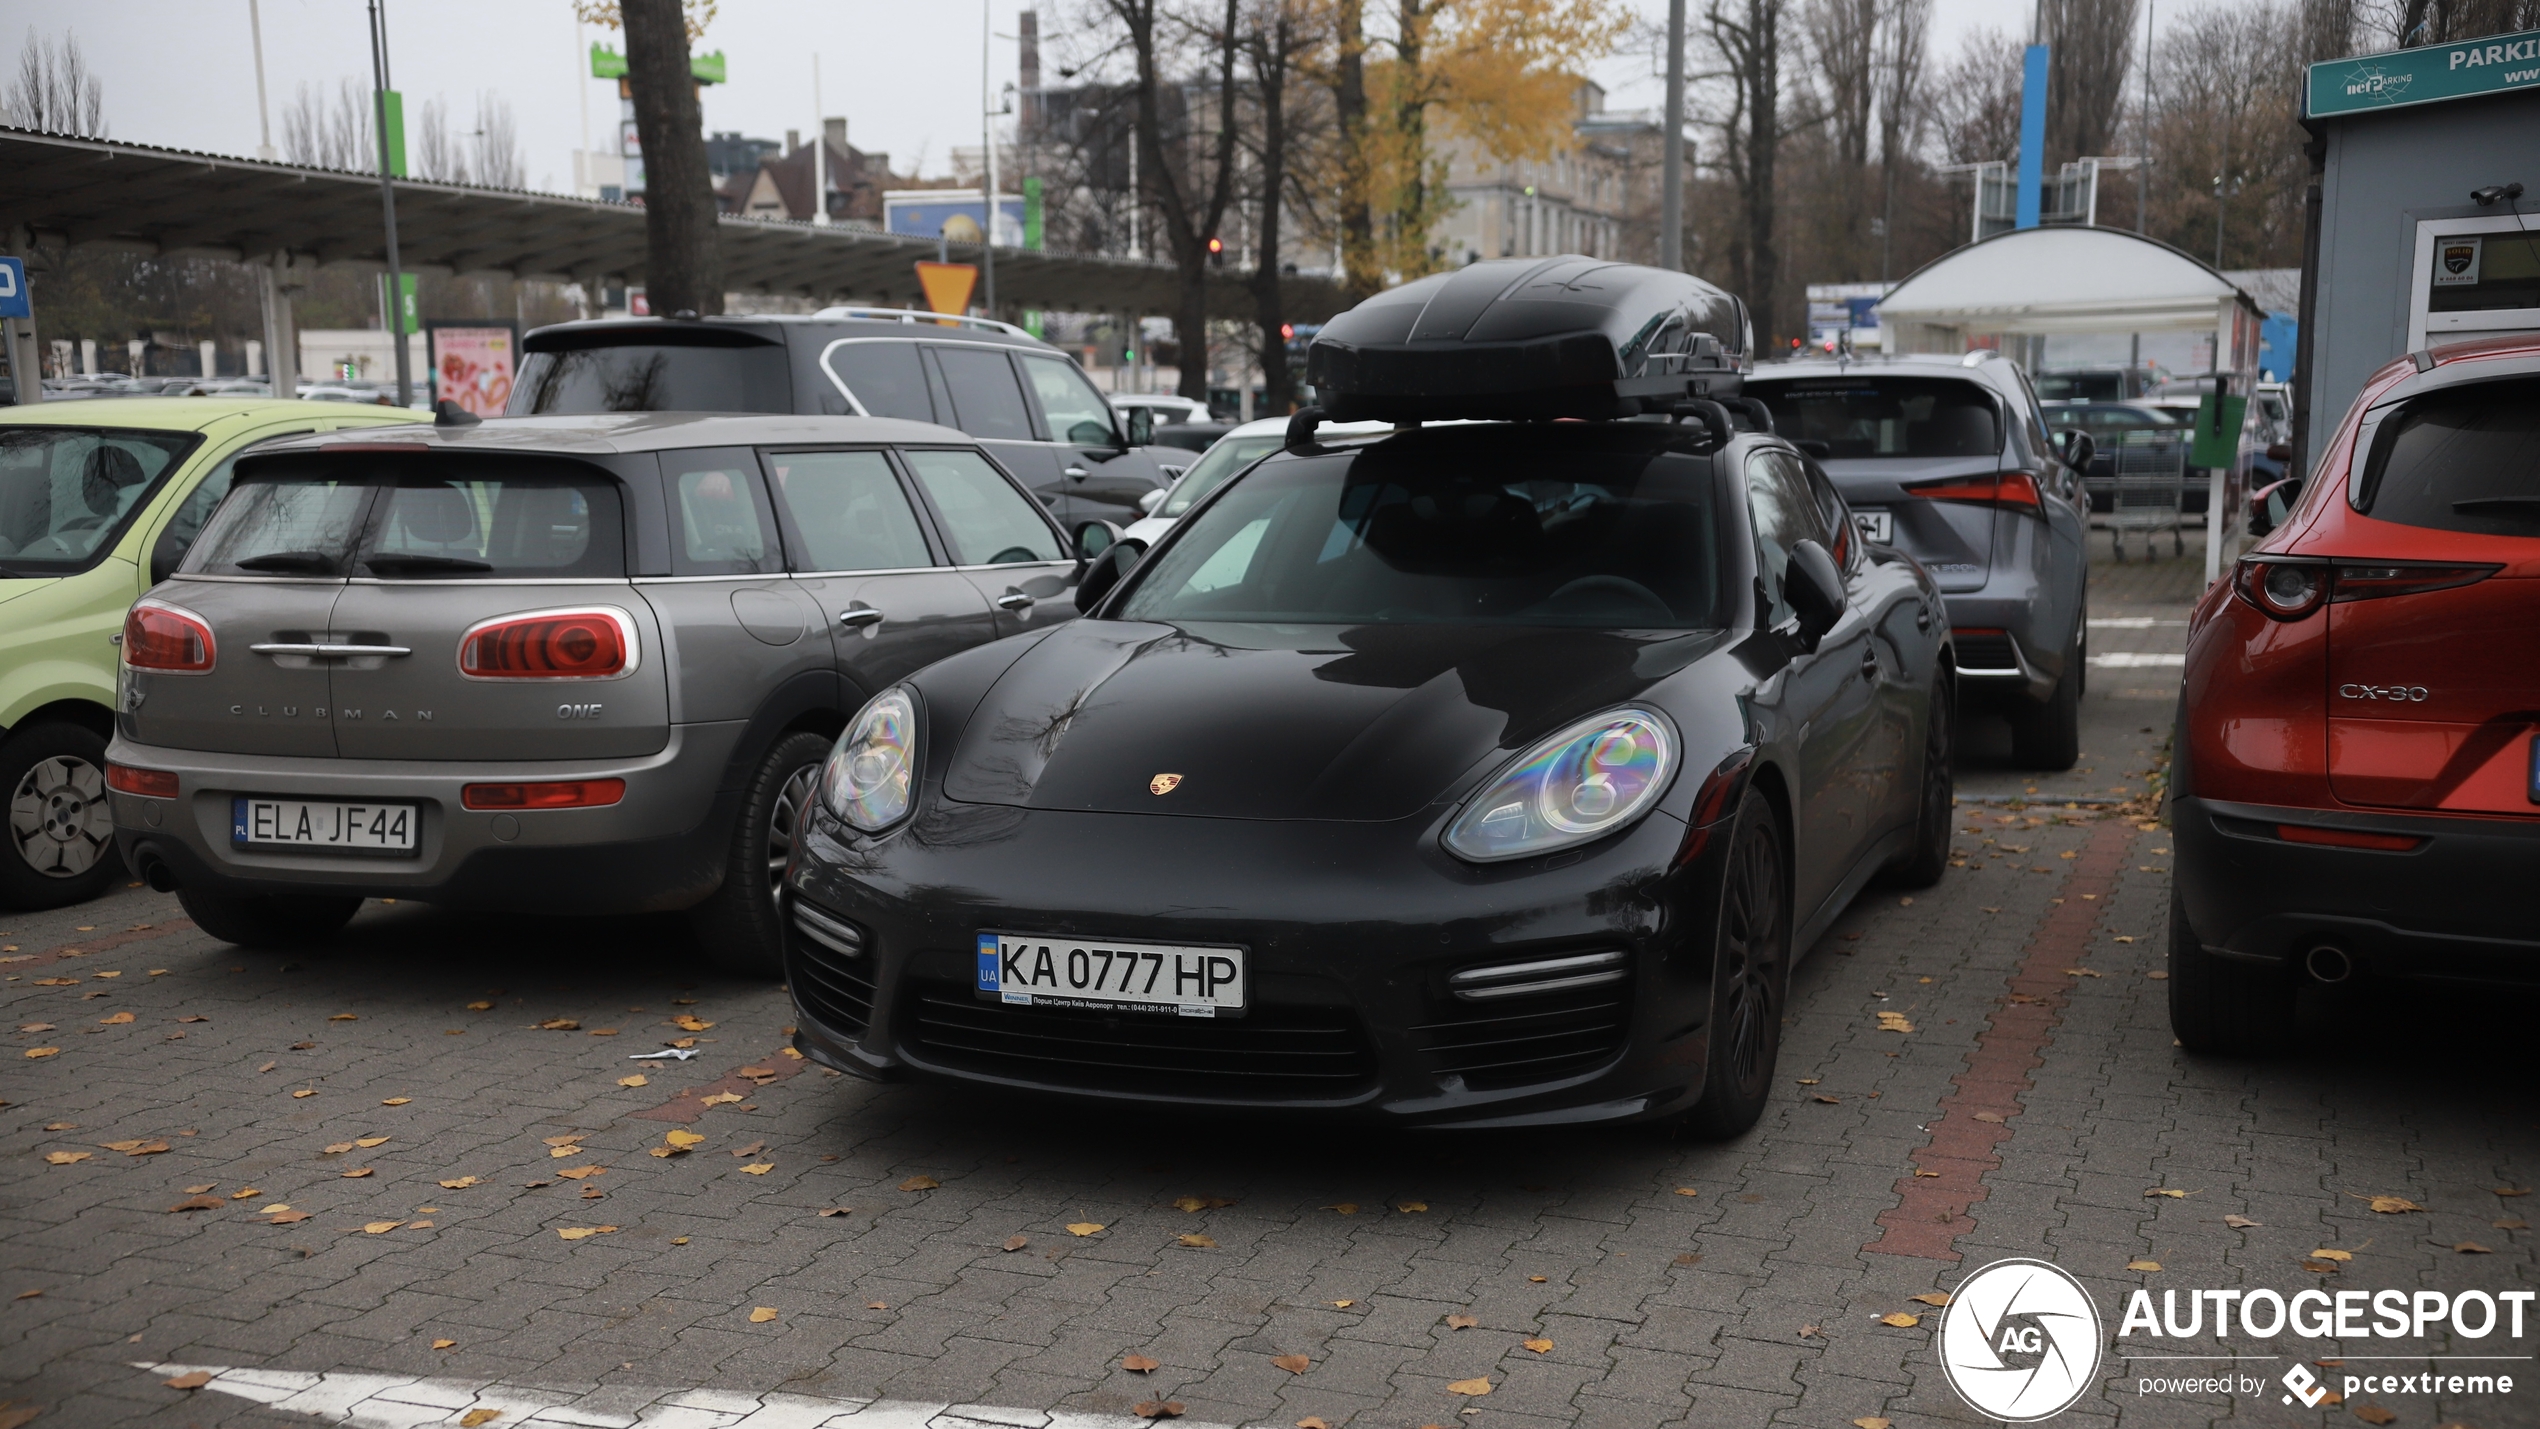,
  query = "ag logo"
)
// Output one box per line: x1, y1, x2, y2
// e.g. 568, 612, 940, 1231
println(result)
1937, 1258, 2102, 1422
